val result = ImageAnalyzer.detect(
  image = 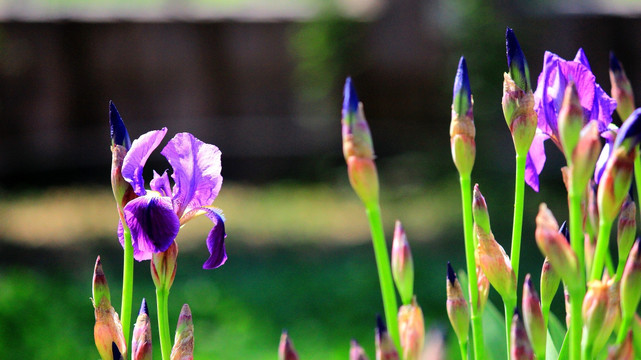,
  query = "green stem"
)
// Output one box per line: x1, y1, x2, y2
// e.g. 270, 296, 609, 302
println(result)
590, 219, 613, 282
120, 226, 134, 345
364, 204, 400, 350
460, 175, 484, 360
617, 316, 633, 344
156, 286, 172, 360
503, 297, 516, 359
510, 154, 526, 282
569, 288, 583, 360
568, 190, 585, 289
459, 340, 468, 360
